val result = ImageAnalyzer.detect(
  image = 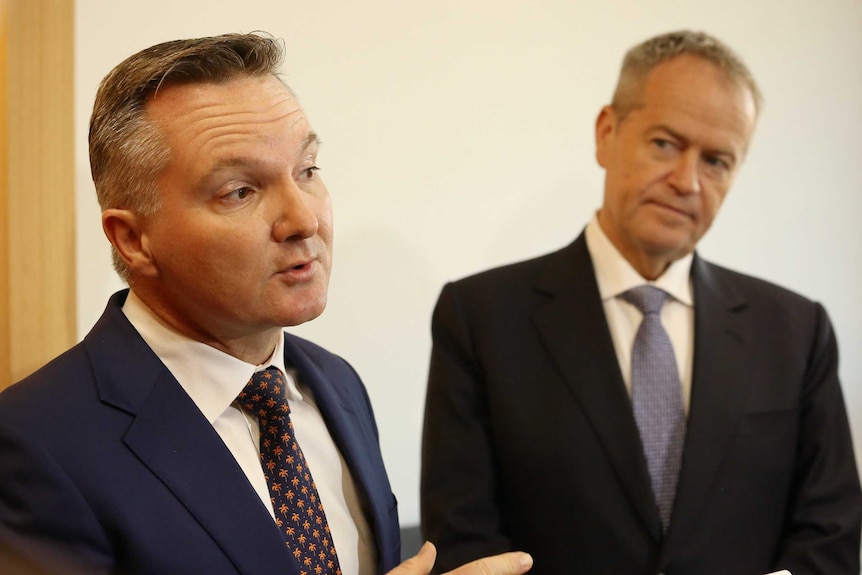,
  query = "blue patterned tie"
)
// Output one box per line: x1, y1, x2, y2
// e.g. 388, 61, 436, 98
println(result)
622, 285, 686, 531
238, 367, 342, 575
